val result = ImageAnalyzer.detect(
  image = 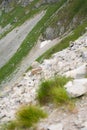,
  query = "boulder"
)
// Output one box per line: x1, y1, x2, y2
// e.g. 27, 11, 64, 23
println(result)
59, 26, 65, 35
64, 78, 87, 97
63, 64, 87, 79
44, 27, 55, 40
31, 61, 40, 69
81, 121, 87, 130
